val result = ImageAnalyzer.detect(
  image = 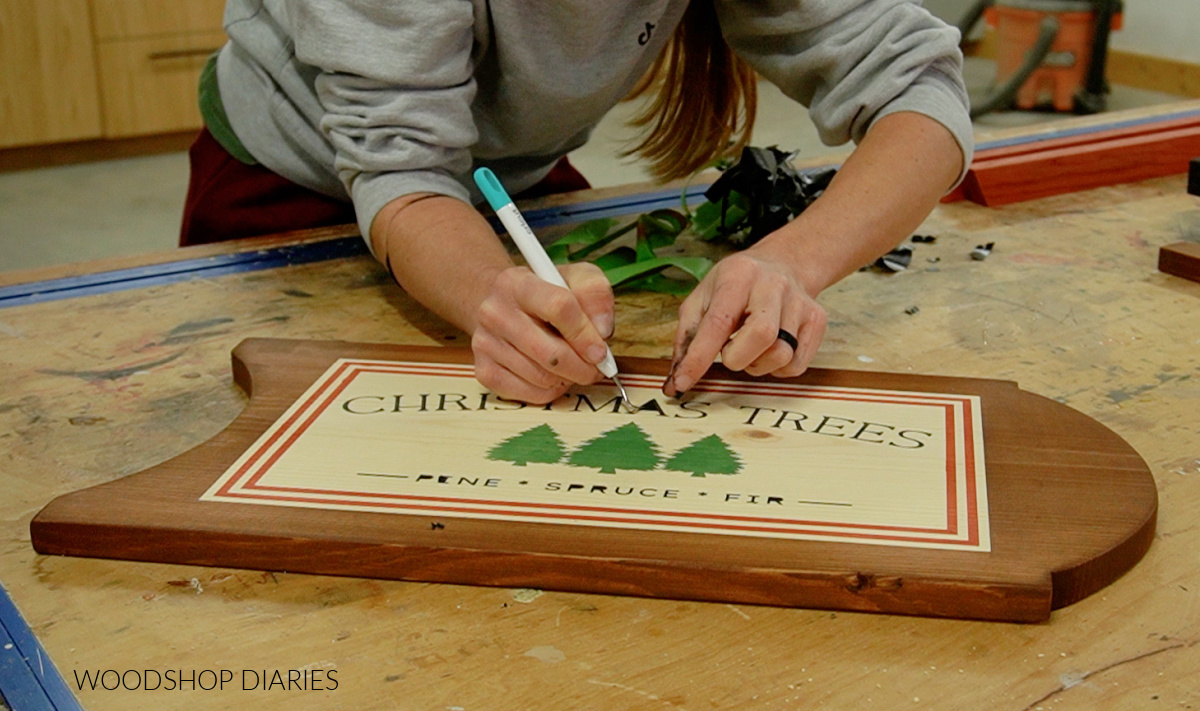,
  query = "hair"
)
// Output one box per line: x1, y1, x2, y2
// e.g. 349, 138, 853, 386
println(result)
622, 0, 759, 182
